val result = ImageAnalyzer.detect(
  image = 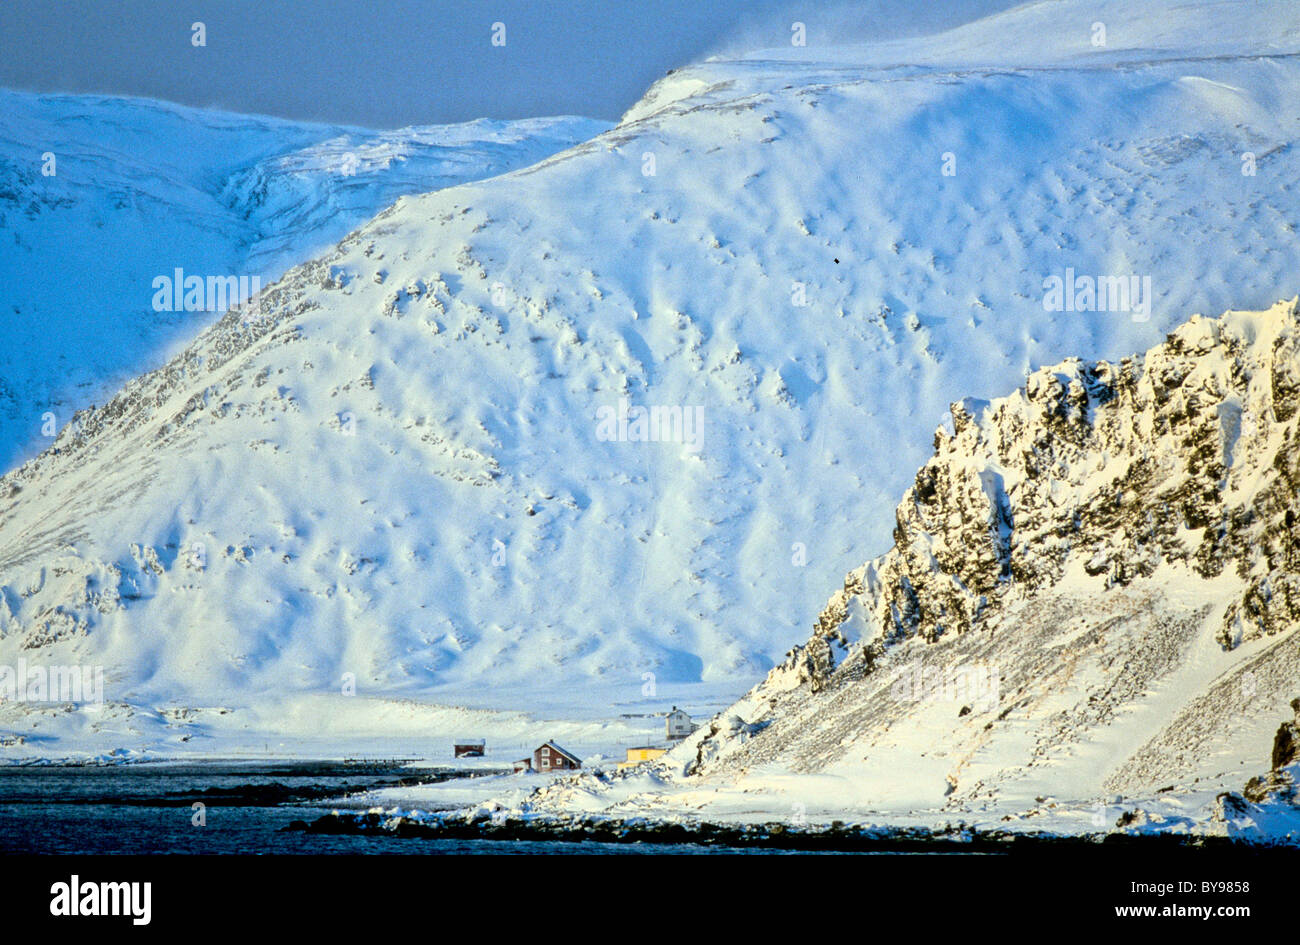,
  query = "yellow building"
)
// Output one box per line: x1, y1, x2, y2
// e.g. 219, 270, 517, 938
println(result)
617, 746, 667, 769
